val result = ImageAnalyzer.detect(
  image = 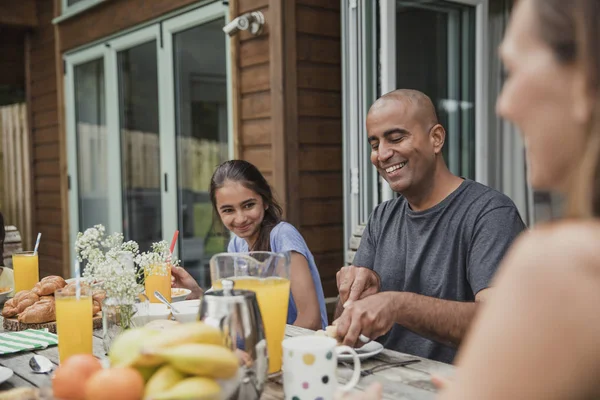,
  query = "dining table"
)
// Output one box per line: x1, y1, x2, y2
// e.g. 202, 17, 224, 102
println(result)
0, 319, 454, 399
